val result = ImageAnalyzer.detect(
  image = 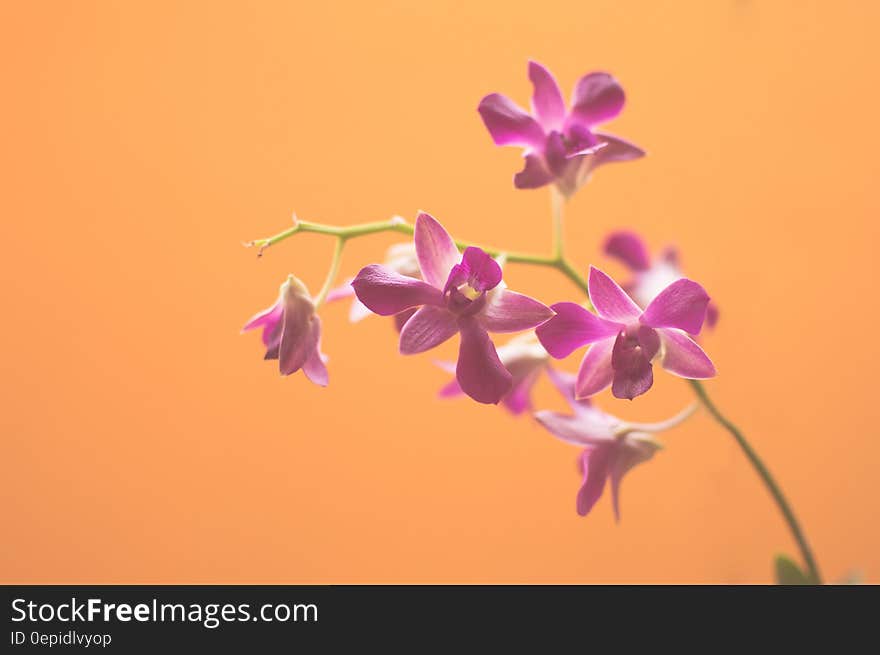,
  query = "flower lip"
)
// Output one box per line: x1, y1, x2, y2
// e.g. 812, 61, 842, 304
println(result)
442, 246, 502, 316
